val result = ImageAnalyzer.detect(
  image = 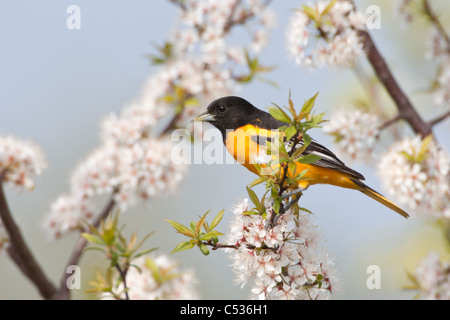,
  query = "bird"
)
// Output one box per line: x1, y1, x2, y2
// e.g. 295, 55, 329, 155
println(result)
194, 96, 409, 218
